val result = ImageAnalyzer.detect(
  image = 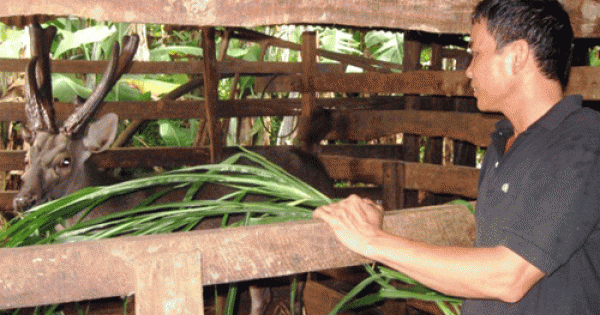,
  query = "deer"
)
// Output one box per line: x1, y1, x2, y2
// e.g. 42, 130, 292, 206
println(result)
14, 23, 335, 315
